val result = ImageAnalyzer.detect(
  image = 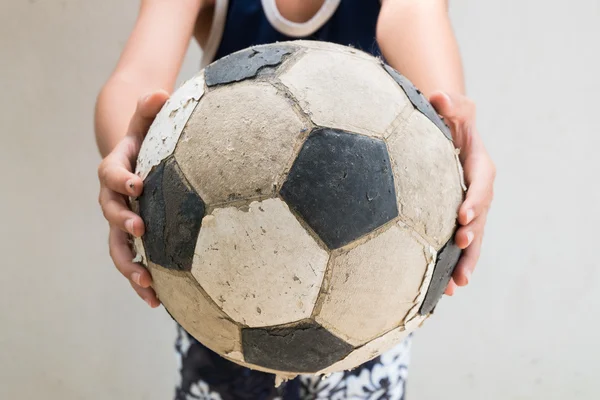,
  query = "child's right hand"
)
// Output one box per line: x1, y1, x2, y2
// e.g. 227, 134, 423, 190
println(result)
97, 91, 170, 308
